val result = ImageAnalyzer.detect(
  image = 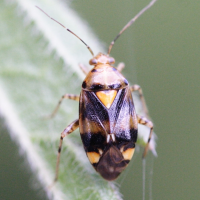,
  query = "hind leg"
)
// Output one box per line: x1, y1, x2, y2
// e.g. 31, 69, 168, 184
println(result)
137, 115, 153, 158
130, 84, 150, 119
51, 119, 79, 186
